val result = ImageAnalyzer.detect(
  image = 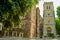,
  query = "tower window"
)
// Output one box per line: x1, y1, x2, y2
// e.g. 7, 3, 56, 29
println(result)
48, 13, 50, 16
47, 6, 48, 9
49, 6, 50, 9
48, 20, 50, 23
46, 6, 50, 10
